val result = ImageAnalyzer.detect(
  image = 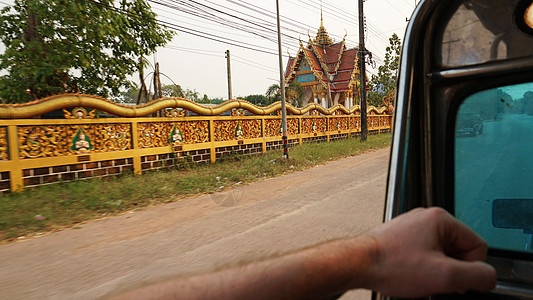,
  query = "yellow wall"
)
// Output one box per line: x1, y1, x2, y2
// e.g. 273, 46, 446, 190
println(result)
0, 94, 393, 191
